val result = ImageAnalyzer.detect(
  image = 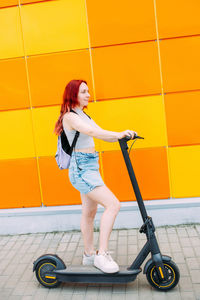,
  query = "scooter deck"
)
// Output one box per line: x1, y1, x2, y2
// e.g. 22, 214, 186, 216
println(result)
53, 265, 142, 284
